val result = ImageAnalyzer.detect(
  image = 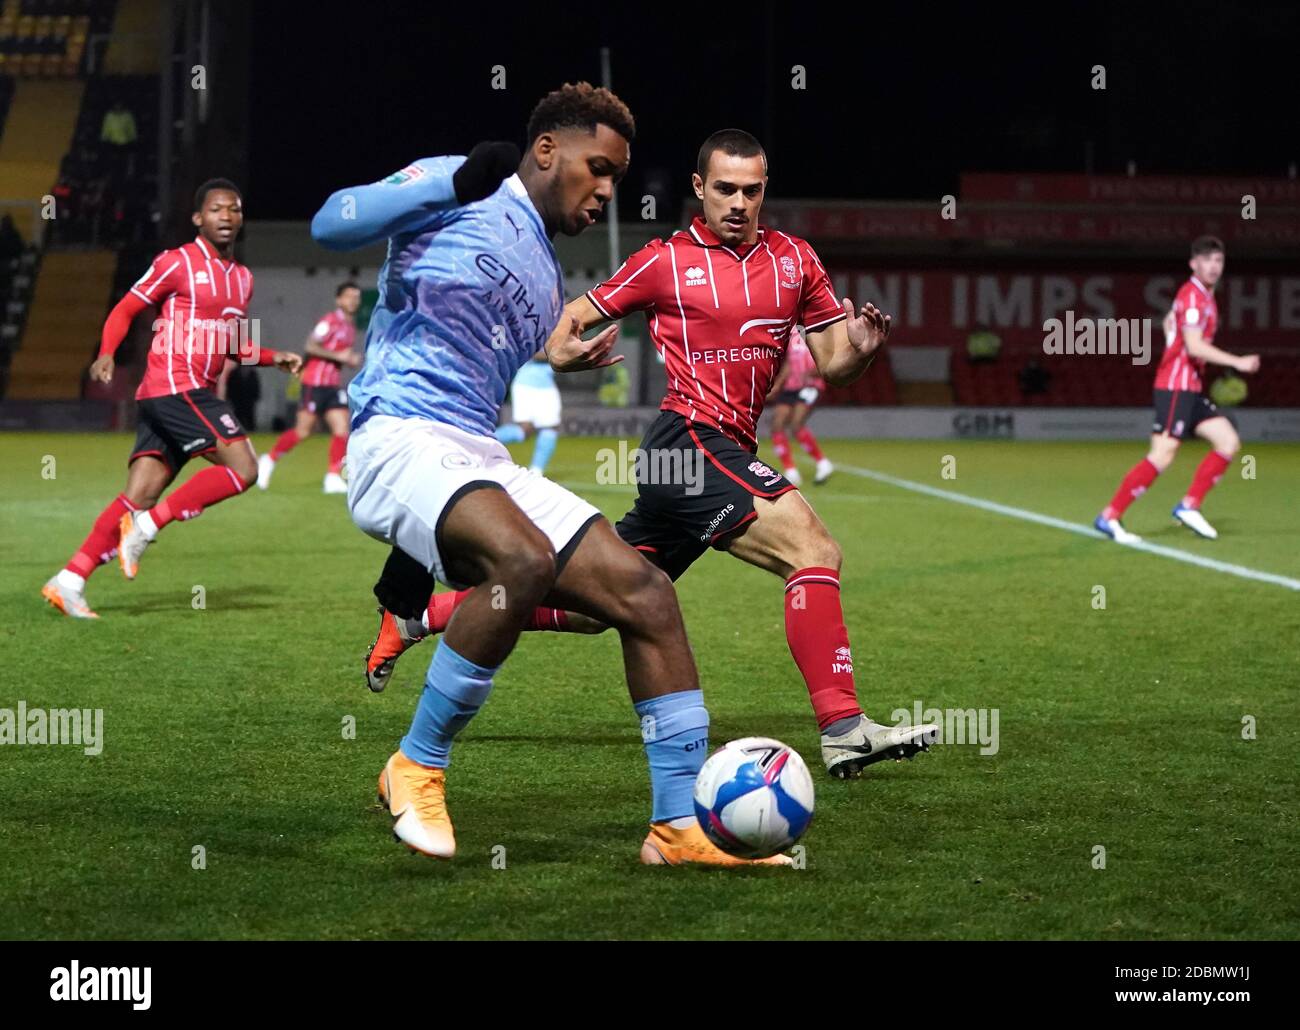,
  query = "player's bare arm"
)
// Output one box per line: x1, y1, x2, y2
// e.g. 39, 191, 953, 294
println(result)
545, 294, 621, 372
803, 298, 891, 386
1183, 327, 1260, 374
